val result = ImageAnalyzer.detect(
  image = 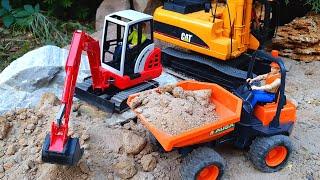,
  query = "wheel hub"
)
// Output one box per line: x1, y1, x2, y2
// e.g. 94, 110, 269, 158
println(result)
197, 165, 219, 180
265, 146, 288, 167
